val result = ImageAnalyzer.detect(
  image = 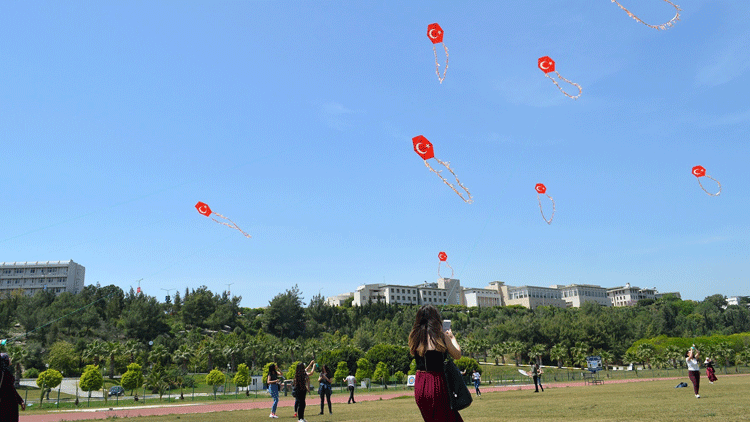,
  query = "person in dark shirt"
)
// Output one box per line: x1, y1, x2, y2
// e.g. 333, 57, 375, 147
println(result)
0, 353, 26, 422
408, 304, 464, 422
